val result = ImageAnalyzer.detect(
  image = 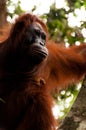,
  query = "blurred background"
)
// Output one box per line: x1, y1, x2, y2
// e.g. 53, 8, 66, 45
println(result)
0, 0, 86, 126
